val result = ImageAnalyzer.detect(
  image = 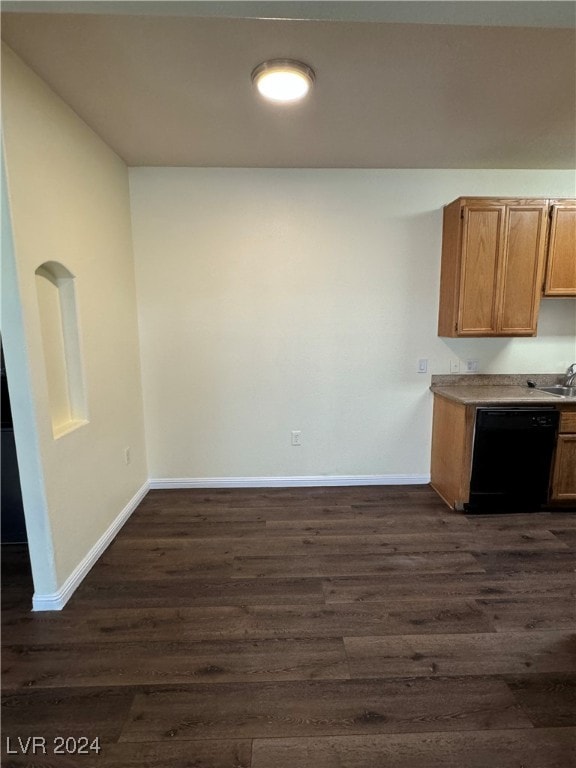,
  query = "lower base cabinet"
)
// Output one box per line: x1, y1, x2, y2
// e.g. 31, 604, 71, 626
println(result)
550, 408, 576, 503
431, 396, 575, 510
430, 397, 473, 509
